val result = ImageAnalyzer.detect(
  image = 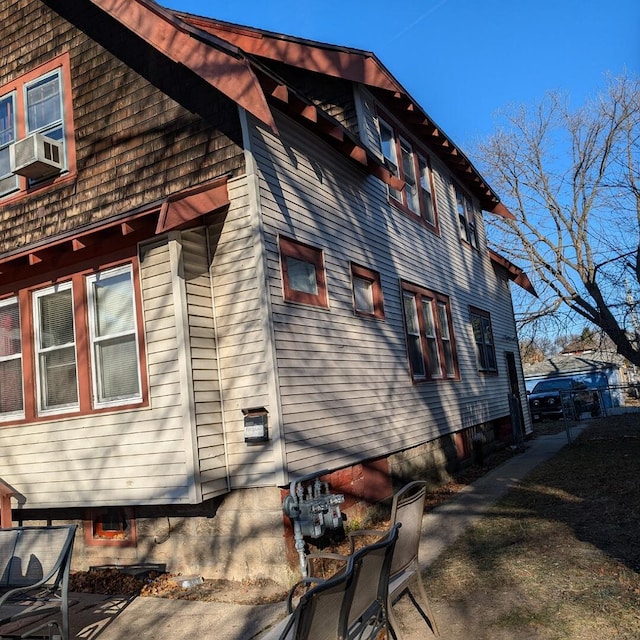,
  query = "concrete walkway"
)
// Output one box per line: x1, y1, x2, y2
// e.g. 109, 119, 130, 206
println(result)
58, 427, 581, 640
